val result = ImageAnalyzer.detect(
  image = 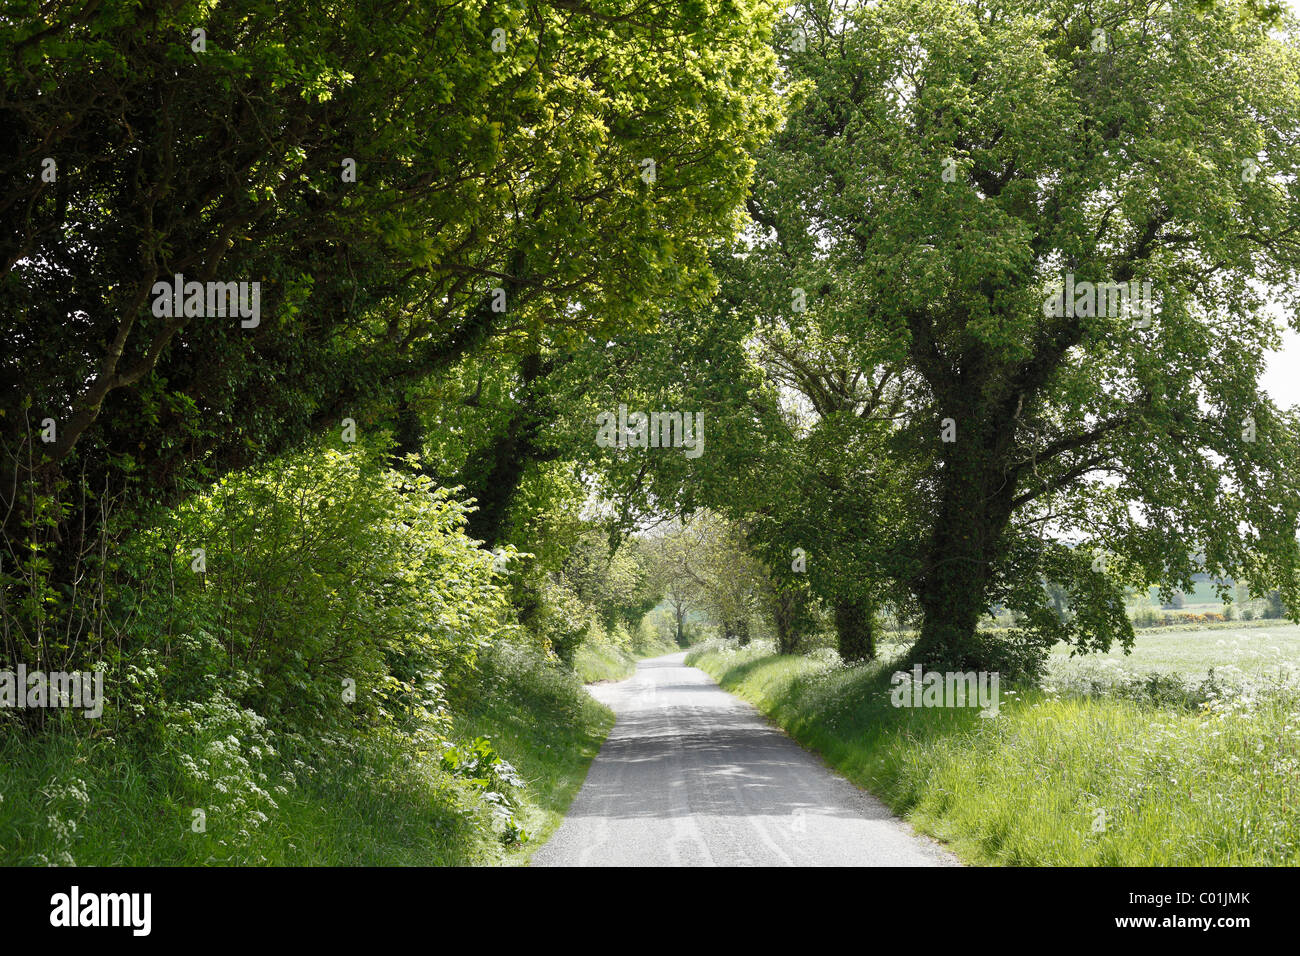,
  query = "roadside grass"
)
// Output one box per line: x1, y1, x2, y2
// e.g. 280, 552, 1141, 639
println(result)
0, 720, 504, 866
0, 644, 613, 866
448, 644, 614, 864
687, 640, 1300, 866
574, 642, 638, 683
573, 635, 681, 684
